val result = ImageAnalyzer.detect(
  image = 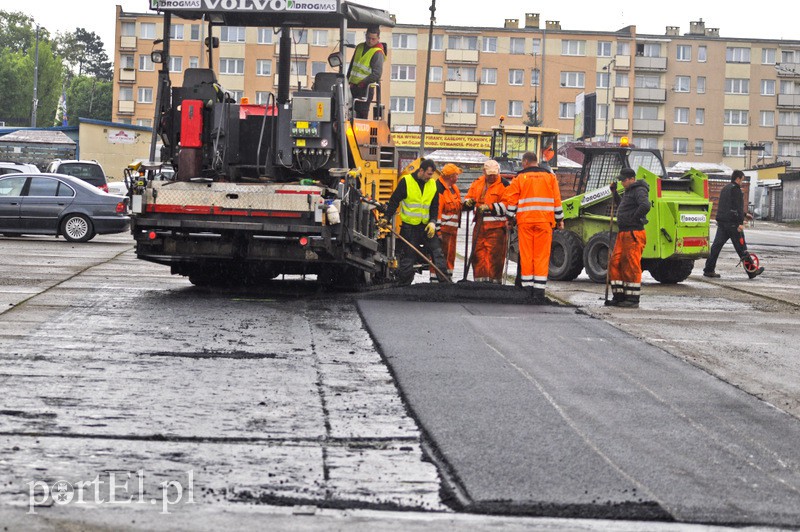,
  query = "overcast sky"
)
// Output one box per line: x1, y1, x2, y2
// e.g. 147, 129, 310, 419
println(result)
2, 0, 797, 55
